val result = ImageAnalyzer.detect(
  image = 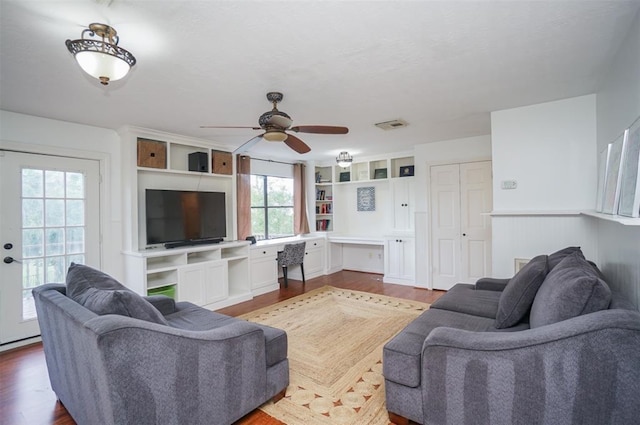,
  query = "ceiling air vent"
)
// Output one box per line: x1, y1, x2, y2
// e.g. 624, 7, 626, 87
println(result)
374, 119, 409, 130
